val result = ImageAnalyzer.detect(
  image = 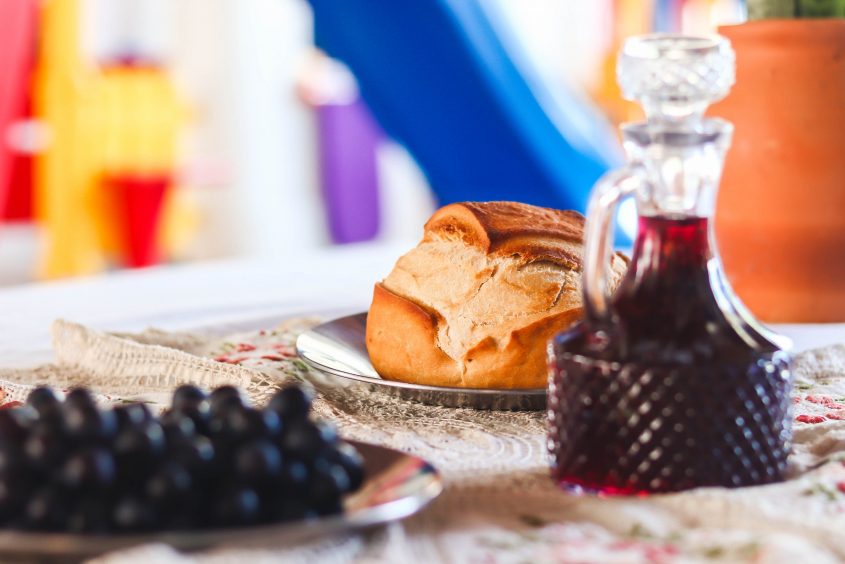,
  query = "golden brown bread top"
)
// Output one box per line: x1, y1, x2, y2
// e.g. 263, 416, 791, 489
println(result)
423, 202, 585, 271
